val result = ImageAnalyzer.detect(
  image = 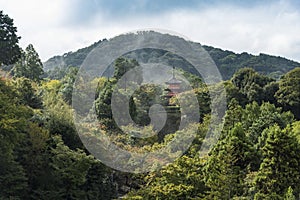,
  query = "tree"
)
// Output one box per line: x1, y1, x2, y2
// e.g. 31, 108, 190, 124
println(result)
26, 135, 95, 199
14, 44, 44, 82
275, 67, 300, 119
126, 155, 206, 199
113, 57, 140, 81
48, 136, 95, 199
60, 67, 78, 104
263, 81, 279, 105
231, 68, 275, 104
25, 44, 44, 81
133, 83, 163, 126
95, 58, 141, 131
254, 125, 300, 199
224, 80, 248, 107
17, 123, 51, 199
94, 78, 116, 129
13, 77, 42, 108
42, 88, 82, 150
284, 187, 296, 200
0, 79, 32, 198
245, 102, 294, 146
204, 123, 256, 199
0, 159, 28, 198
83, 161, 117, 199
221, 99, 244, 136
0, 10, 21, 65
